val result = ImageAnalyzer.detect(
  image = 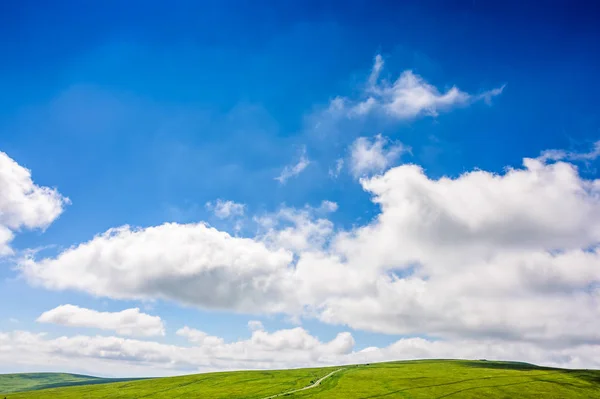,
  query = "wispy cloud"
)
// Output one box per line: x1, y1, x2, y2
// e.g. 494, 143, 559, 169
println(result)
275, 147, 310, 184
328, 54, 505, 122
368, 54, 384, 86
538, 140, 600, 163
328, 158, 344, 179
206, 199, 245, 219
